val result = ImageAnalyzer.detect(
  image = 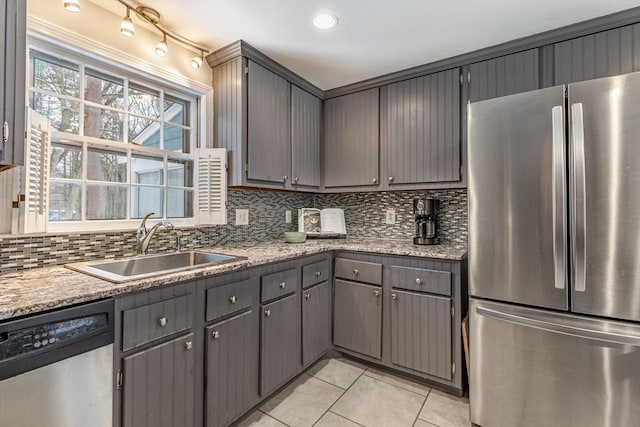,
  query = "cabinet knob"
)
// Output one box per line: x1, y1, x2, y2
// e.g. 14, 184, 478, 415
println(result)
211, 330, 220, 339
264, 309, 272, 317
279, 282, 286, 289
391, 293, 397, 300
416, 278, 422, 285
294, 177, 299, 183
283, 175, 288, 182
305, 293, 310, 300
158, 317, 168, 327
371, 178, 377, 184
315, 271, 322, 278
388, 176, 394, 182
353, 269, 359, 276
373, 290, 380, 297
229, 295, 237, 304
184, 340, 193, 350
